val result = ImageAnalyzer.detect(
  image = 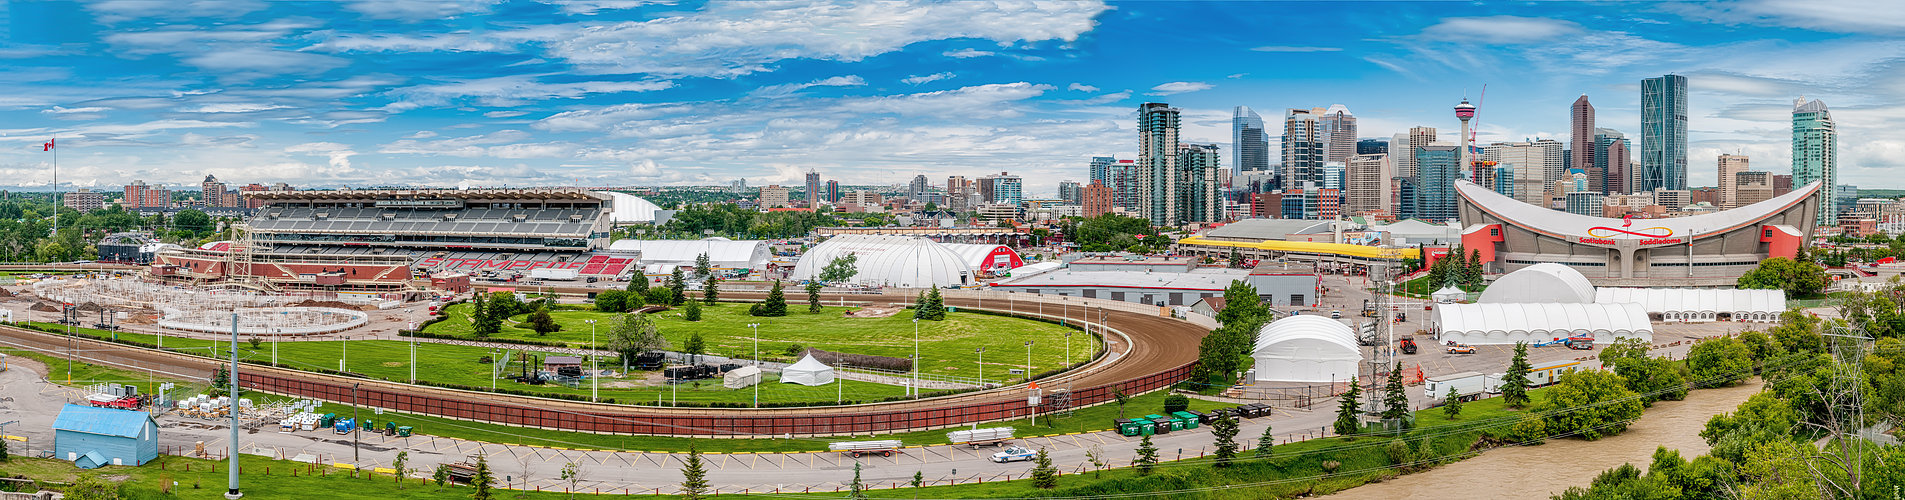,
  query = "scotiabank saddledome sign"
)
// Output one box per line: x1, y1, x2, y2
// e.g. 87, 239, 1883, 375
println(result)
1572, 215, 1684, 246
